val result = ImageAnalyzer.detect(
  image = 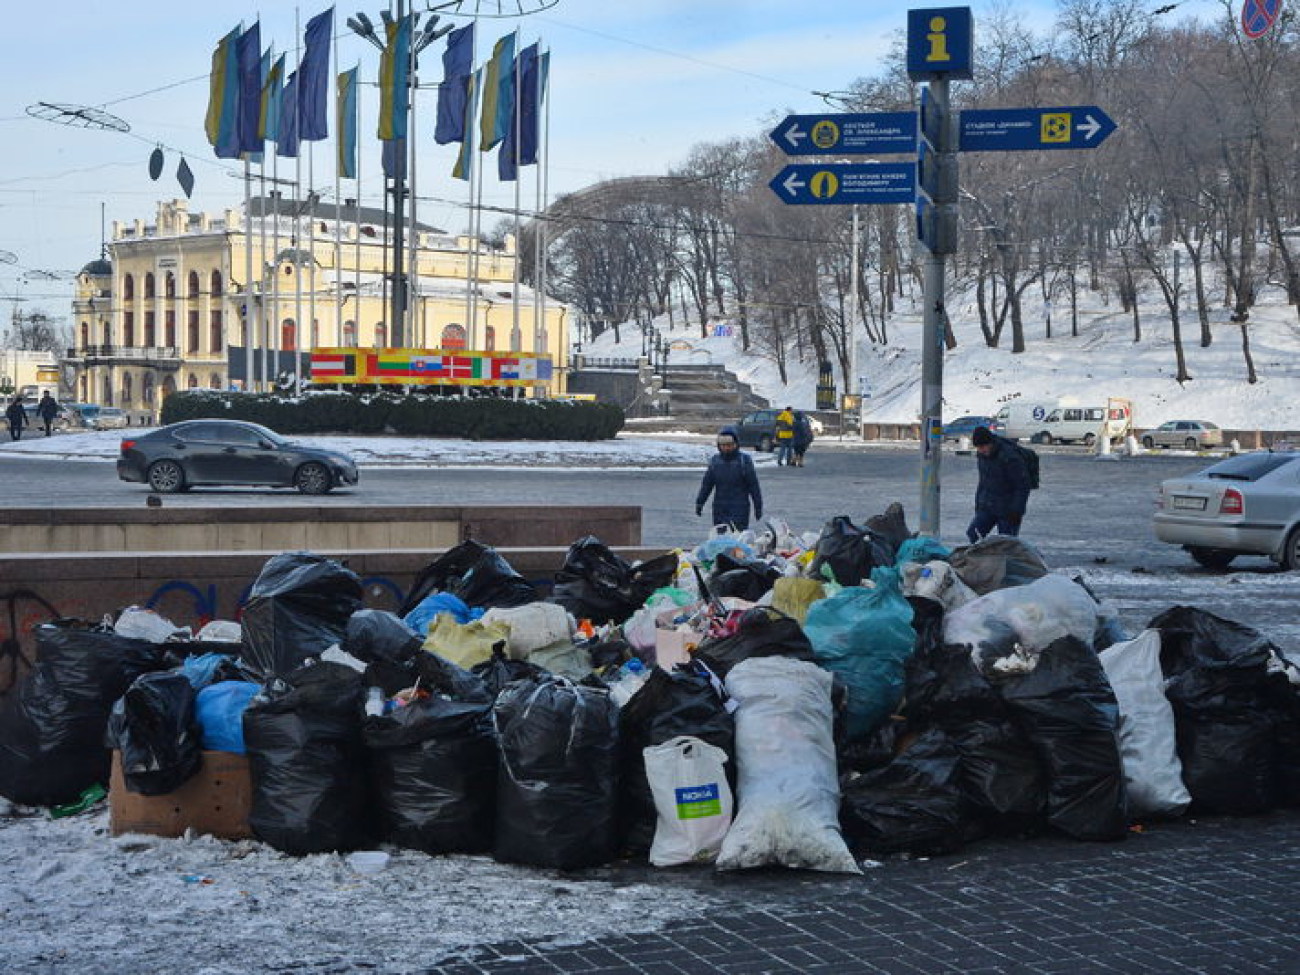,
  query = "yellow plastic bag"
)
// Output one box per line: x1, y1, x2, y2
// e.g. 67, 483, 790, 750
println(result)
421, 614, 511, 669
771, 577, 826, 625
